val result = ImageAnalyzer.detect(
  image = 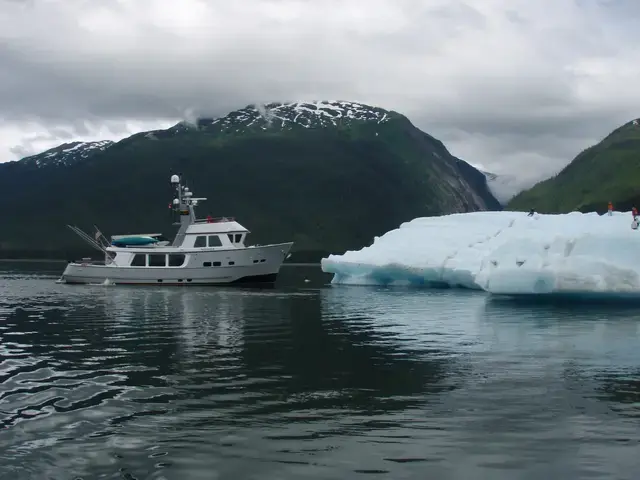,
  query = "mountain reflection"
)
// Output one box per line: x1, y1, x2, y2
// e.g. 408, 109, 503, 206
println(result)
2, 268, 640, 479
102, 285, 470, 414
